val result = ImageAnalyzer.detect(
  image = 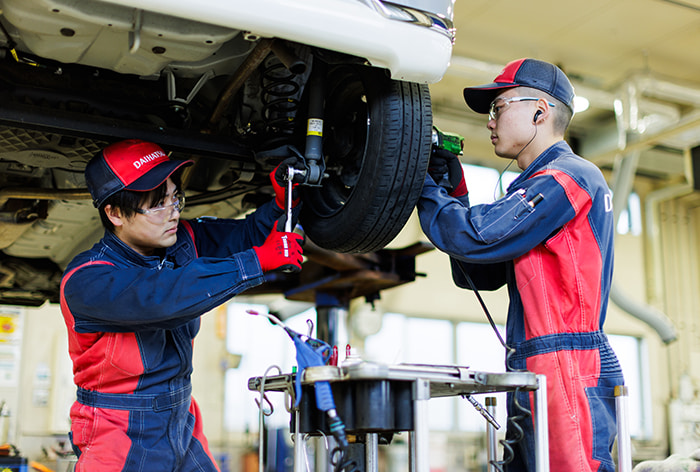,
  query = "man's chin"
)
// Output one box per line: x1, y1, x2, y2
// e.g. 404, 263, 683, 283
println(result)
161, 233, 178, 248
